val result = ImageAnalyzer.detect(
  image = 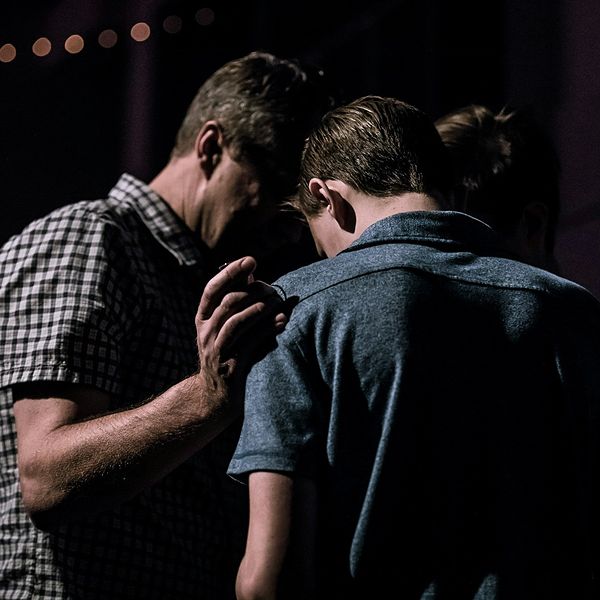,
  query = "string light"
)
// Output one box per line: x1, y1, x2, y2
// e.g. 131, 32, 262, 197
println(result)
1, 8, 214, 64
163, 15, 183, 34
65, 34, 84, 54
131, 22, 151, 42
98, 29, 118, 49
195, 8, 215, 26
32, 37, 52, 57
0, 43, 17, 63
